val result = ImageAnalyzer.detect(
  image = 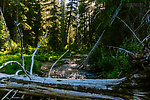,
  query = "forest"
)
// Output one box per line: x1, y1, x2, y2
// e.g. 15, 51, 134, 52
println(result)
0, 0, 150, 99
